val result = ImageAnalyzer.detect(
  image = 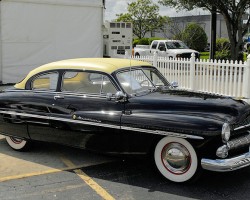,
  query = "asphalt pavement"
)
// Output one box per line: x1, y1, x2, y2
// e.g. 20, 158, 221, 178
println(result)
1, 134, 250, 200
